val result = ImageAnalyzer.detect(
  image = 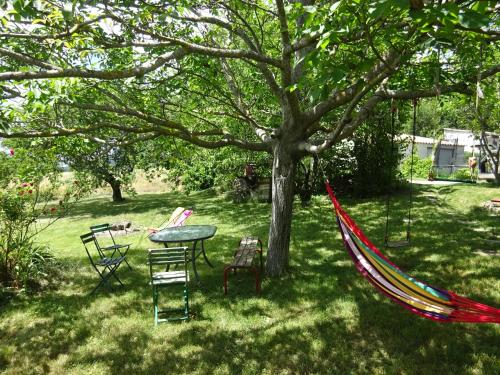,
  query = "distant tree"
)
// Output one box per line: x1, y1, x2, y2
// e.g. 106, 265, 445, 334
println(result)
53, 138, 137, 202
